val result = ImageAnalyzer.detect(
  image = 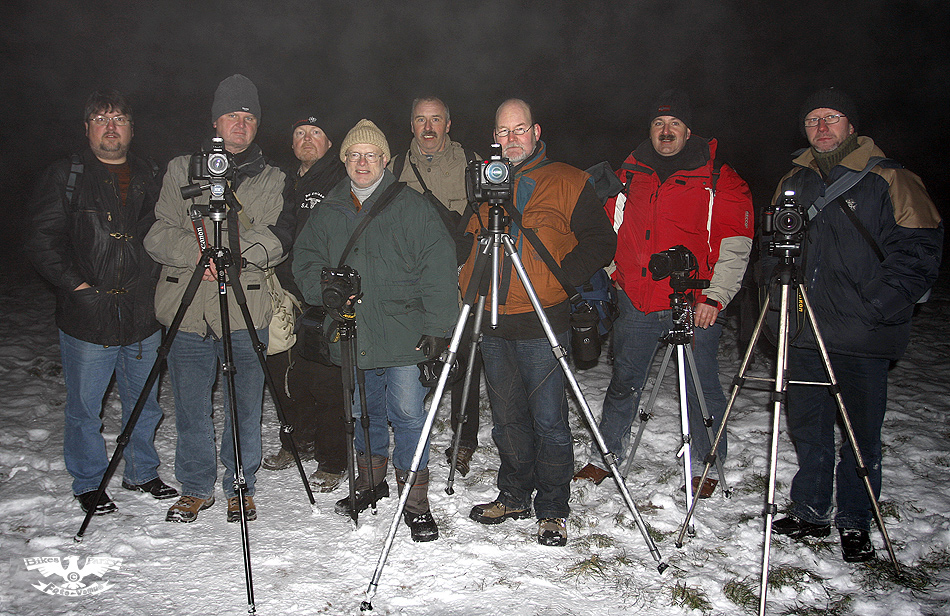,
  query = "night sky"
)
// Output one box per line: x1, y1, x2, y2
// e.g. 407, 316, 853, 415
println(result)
2, 1, 948, 266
